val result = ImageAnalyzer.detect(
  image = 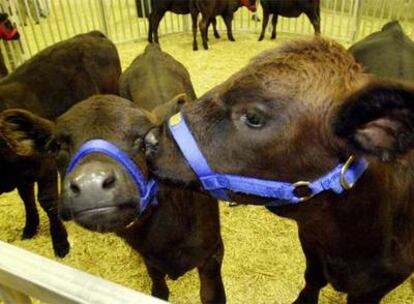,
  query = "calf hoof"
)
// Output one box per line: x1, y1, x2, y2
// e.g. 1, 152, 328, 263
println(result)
203, 43, 209, 50
193, 45, 198, 51
258, 35, 264, 41
292, 288, 319, 304
229, 37, 236, 42
22, 226, 38, 239
271, 35, 276, 40
214, 33, 220, 39
152, 285, 169, 301
53, 239, 70, 258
